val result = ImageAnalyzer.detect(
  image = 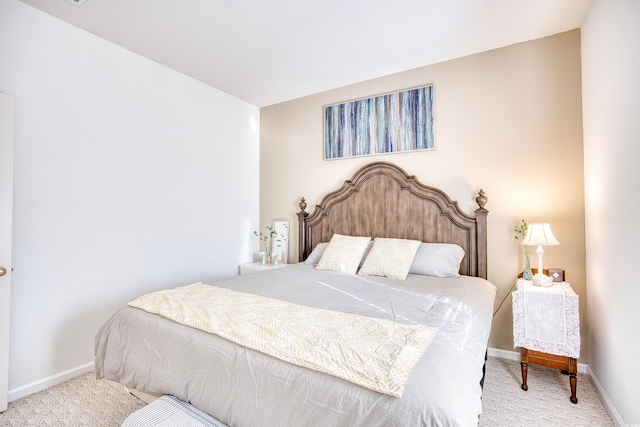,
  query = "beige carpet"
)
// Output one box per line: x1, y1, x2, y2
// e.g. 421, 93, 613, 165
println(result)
0, 372, 145, 427
480, 357, 614, 427
0, 356, 614, 426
